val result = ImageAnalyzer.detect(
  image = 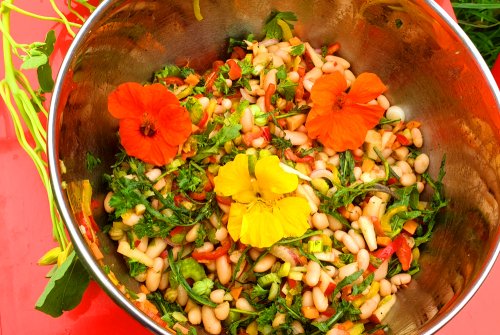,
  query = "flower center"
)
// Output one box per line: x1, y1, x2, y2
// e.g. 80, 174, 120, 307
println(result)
140, 114, 157, 137
334, 92, 348, 110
